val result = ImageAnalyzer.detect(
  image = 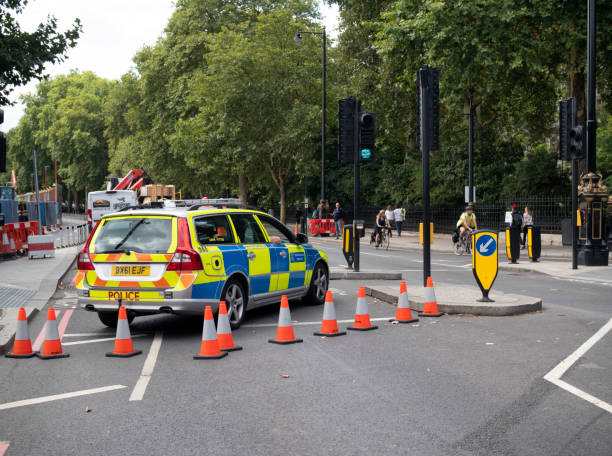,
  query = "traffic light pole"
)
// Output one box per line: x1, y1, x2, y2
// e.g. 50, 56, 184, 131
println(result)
353, 99, 361, 272
420, 74, 432, 286
572, 158, 578, 269
586, 0, 596, 173
468, 88, 474, 203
